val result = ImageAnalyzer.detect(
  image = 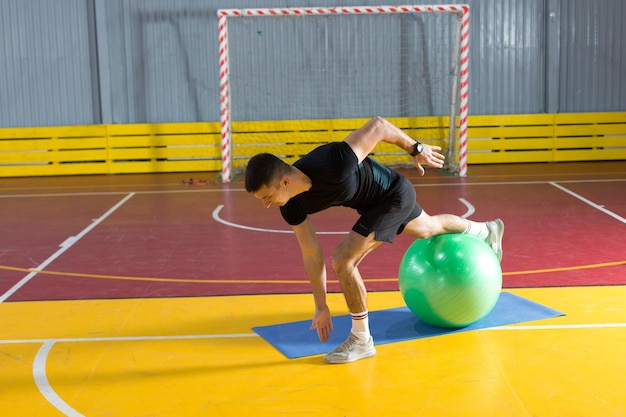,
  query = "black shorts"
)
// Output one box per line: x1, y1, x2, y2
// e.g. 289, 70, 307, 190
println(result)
351, 176, 422, 243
